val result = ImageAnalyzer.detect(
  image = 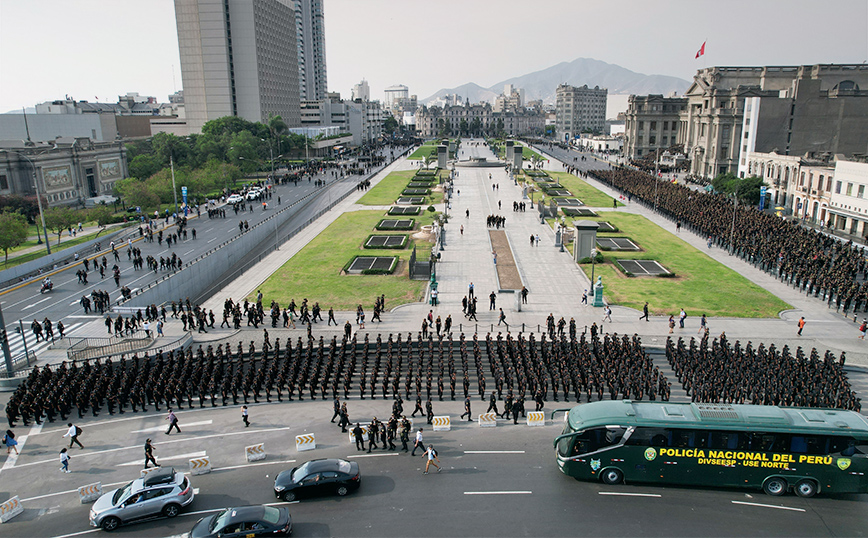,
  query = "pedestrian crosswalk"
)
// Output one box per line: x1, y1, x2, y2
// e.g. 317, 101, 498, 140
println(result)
5, 322, 84, 360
